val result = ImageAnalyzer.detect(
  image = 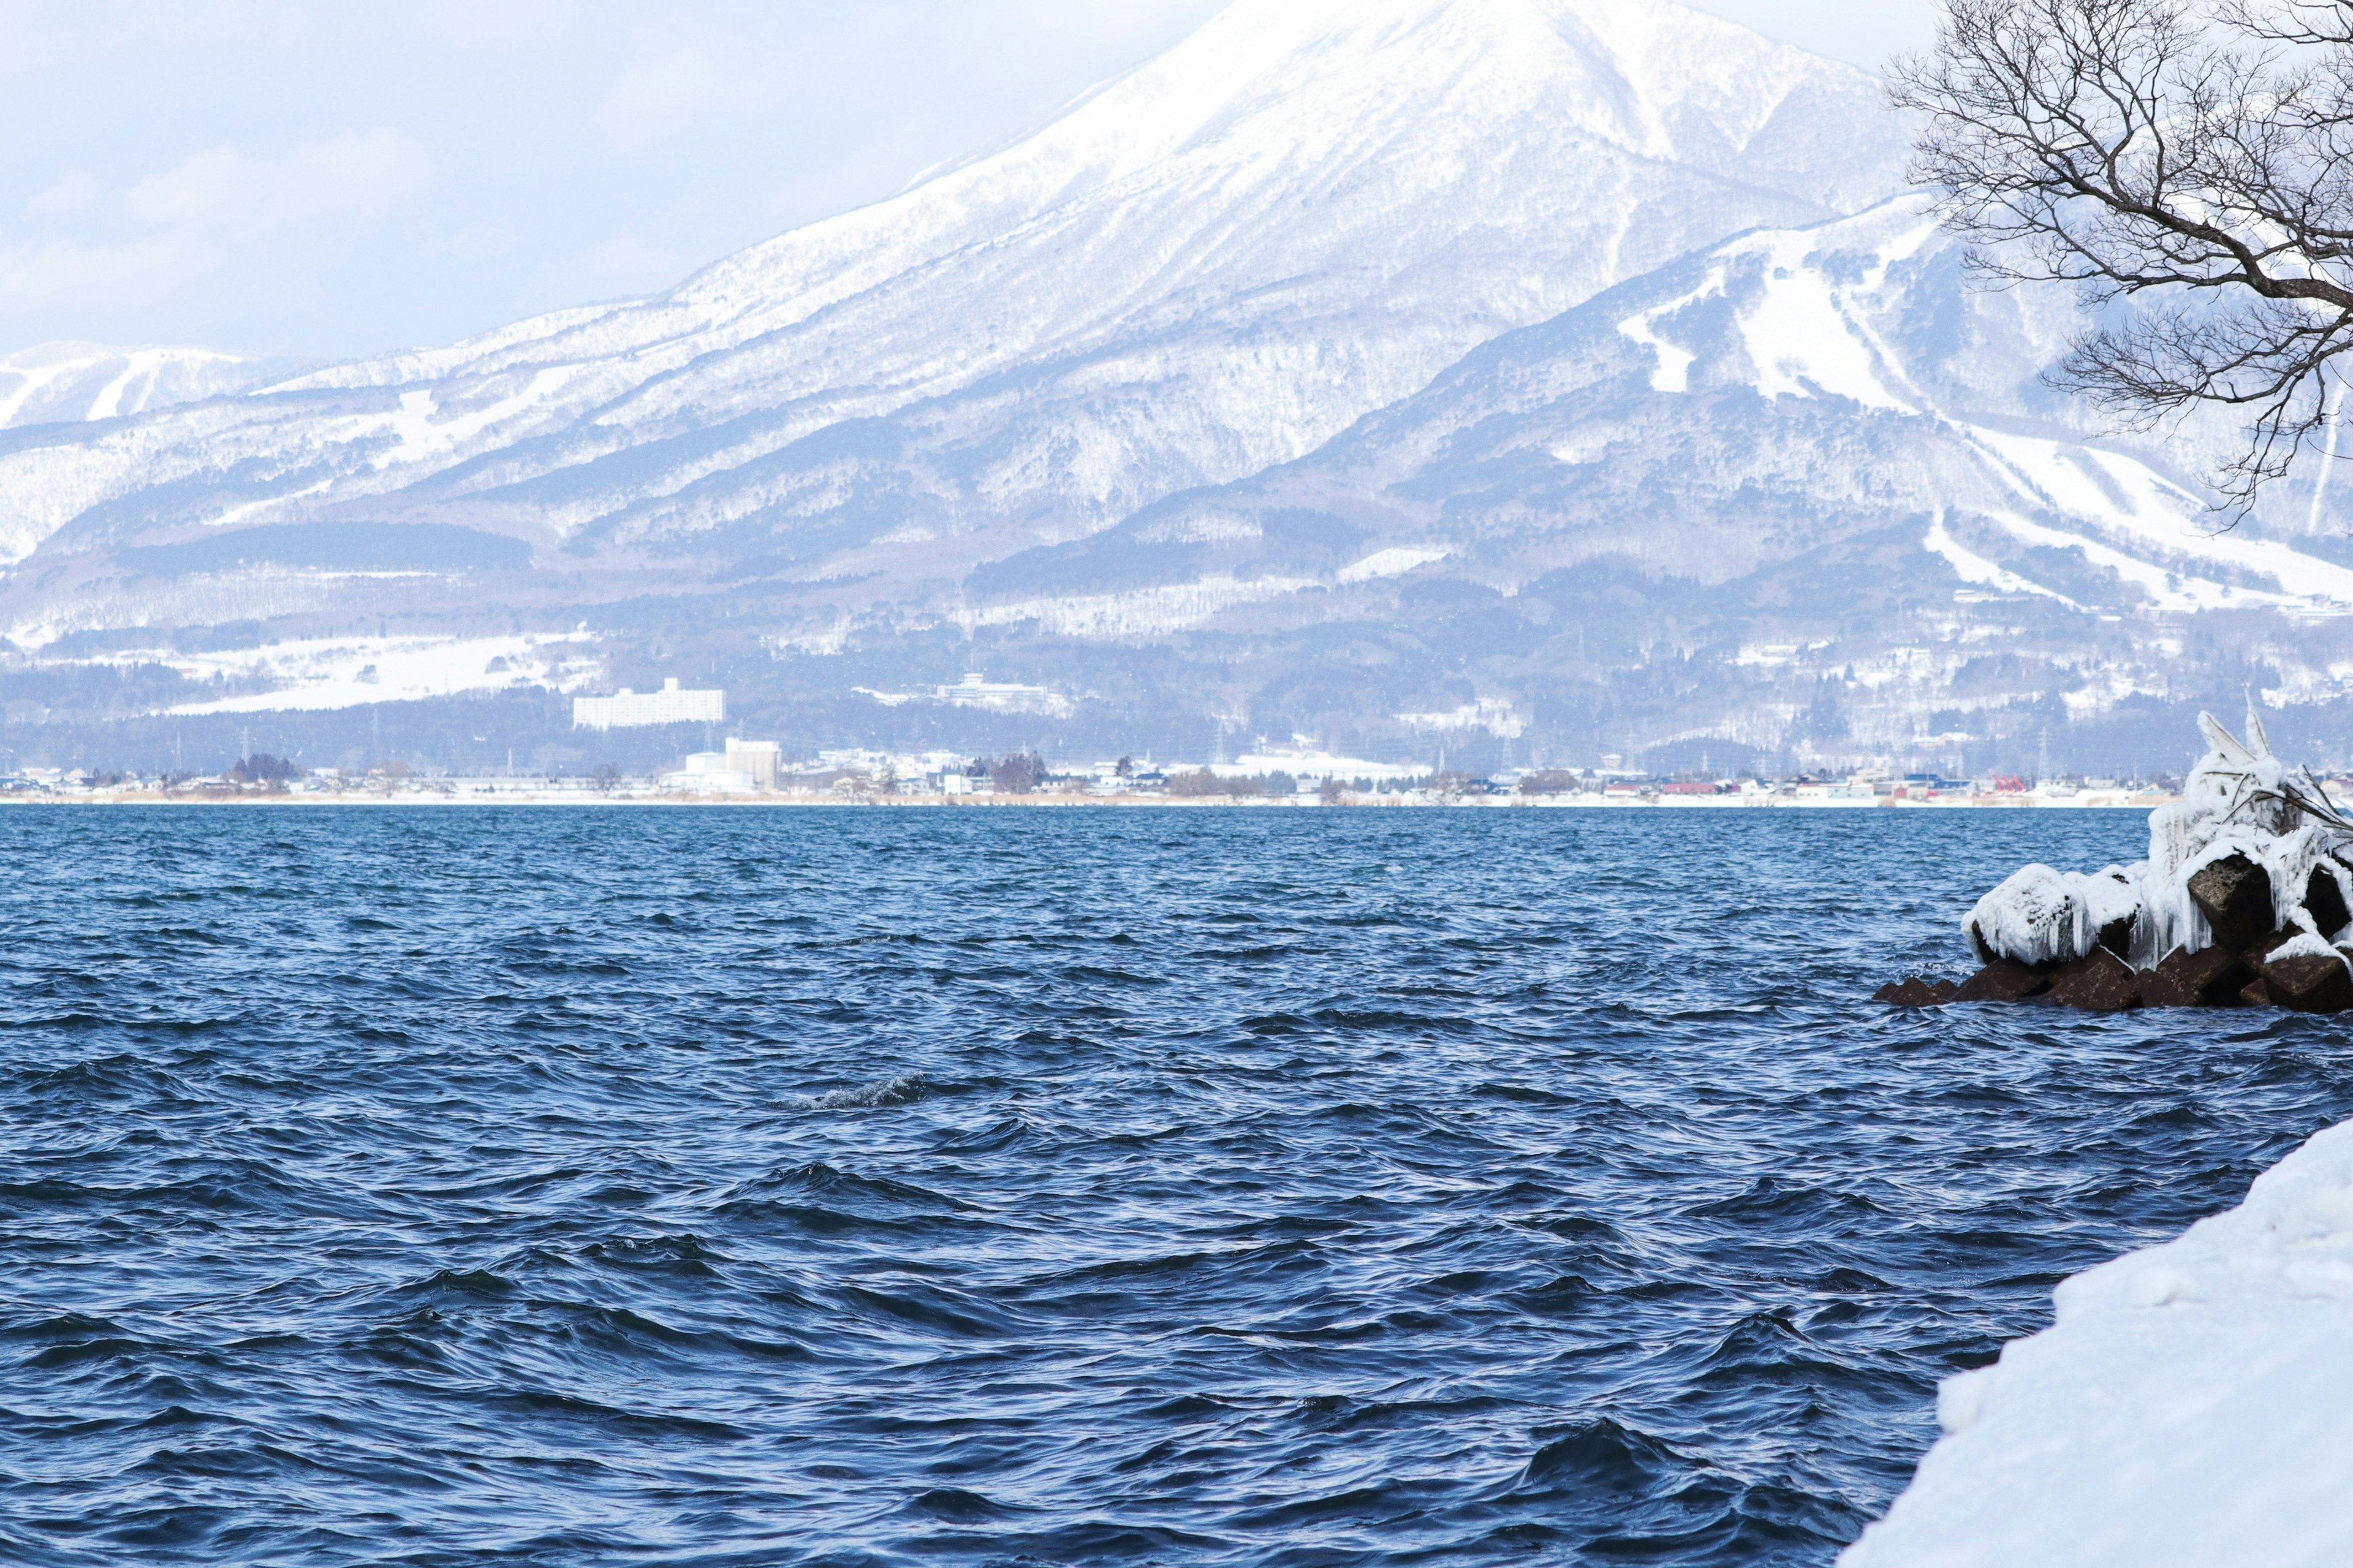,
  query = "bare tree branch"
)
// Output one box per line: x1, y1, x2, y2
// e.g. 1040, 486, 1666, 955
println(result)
1896, 0, 2353, 515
